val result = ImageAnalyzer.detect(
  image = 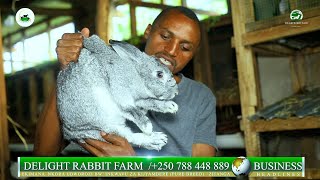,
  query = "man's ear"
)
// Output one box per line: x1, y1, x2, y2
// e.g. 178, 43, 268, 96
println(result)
144, 24, 152, 39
